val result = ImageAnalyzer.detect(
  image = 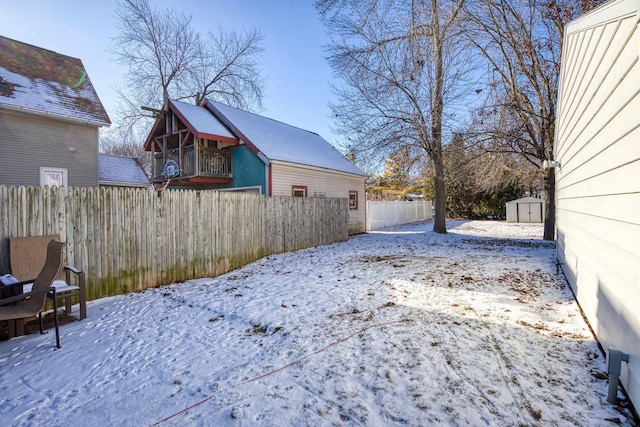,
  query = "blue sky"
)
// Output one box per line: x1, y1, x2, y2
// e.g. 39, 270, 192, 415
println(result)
0, 1, 342, 146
